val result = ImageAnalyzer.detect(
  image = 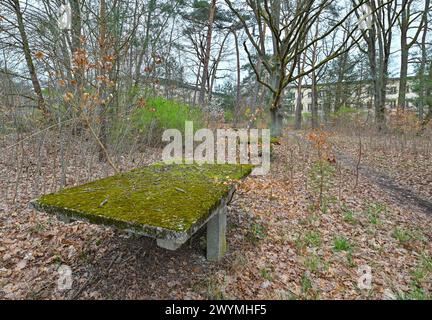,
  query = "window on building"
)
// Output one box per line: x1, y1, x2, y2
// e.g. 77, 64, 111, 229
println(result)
387, 100, 397, 109
387, 86, 397, 95
308, 104, 312, 111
